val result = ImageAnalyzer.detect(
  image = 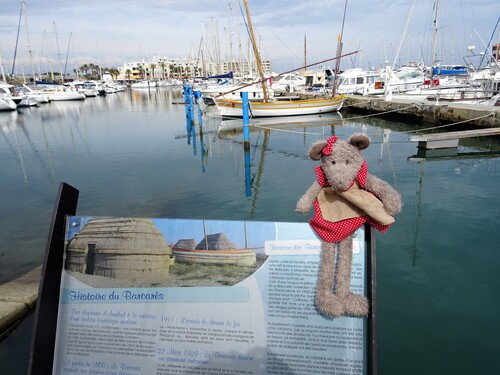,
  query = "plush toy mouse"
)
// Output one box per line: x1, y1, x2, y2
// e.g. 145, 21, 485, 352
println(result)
296, 133, 402, 318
